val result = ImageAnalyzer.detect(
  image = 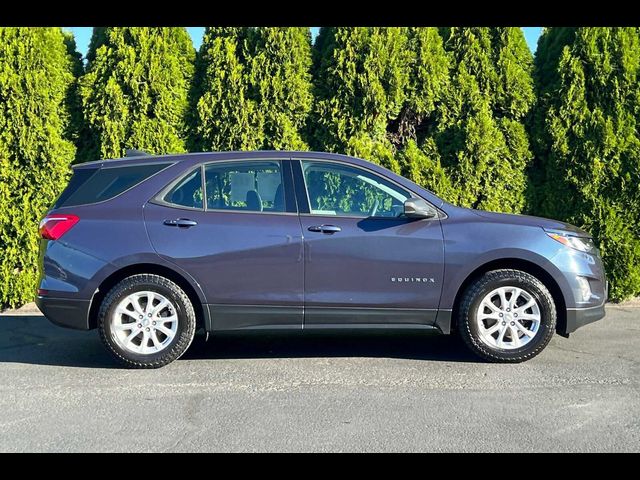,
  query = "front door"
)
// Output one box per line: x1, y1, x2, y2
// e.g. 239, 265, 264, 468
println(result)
294, 159, 445, 327
144, 159, 304, 331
